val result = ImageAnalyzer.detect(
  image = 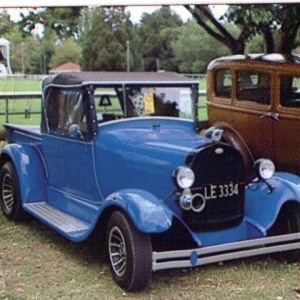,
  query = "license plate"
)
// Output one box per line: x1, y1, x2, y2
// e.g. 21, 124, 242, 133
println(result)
202, 182, 239, 200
